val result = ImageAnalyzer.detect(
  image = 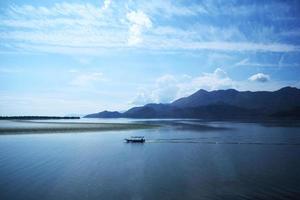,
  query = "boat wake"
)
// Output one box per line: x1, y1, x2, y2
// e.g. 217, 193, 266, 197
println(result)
146, 138, 300, 146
